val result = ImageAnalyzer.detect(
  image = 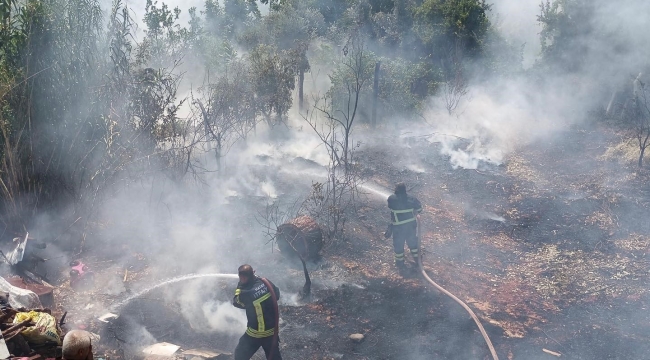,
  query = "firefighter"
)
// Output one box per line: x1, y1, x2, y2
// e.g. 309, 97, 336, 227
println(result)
385, 183, 422, 271
232, 264, 282, 360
